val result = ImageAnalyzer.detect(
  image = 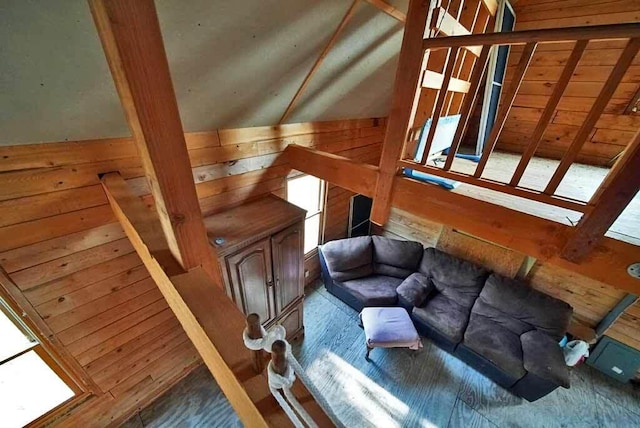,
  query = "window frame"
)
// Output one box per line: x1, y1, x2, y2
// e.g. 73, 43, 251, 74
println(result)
285, 173, 326, 257
0, 270, 89, 427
